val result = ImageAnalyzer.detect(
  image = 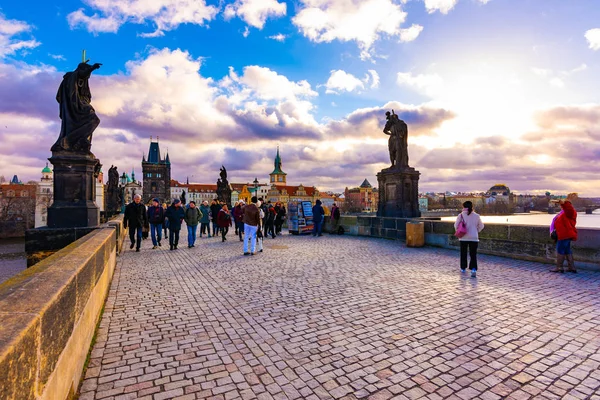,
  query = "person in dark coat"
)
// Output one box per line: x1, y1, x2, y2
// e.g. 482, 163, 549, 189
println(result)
233, 201, 245, 241
275, 202, 286, 235
265, 203, 276, 239
124, 194, 148, 251
147, 198, 165, 249
330, 202, 340, 233
312, 199, 325, 237
162, 203, 169, 239
217, 204, 233, 242
210, 199, 221, 237
165, 199, 185, 250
